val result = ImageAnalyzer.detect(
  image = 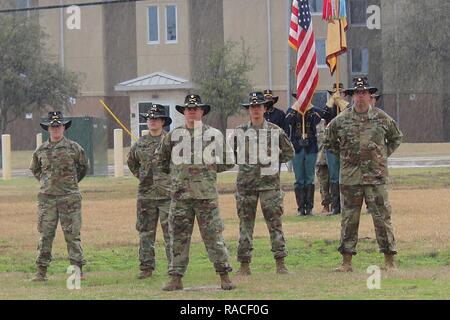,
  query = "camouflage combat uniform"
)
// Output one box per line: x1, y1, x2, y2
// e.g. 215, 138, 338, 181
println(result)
234, 120, 294, 263
315, 119, 331, 209
323, 105, 402, 255
156, 123, 234, 276
127, 132, 171, 272
30, 137, 89, 268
